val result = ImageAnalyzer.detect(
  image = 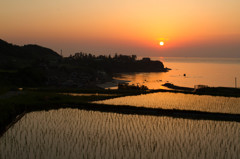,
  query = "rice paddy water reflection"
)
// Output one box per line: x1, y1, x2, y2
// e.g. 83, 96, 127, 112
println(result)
94, 92, 240, 114
0, 109, 239, 159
